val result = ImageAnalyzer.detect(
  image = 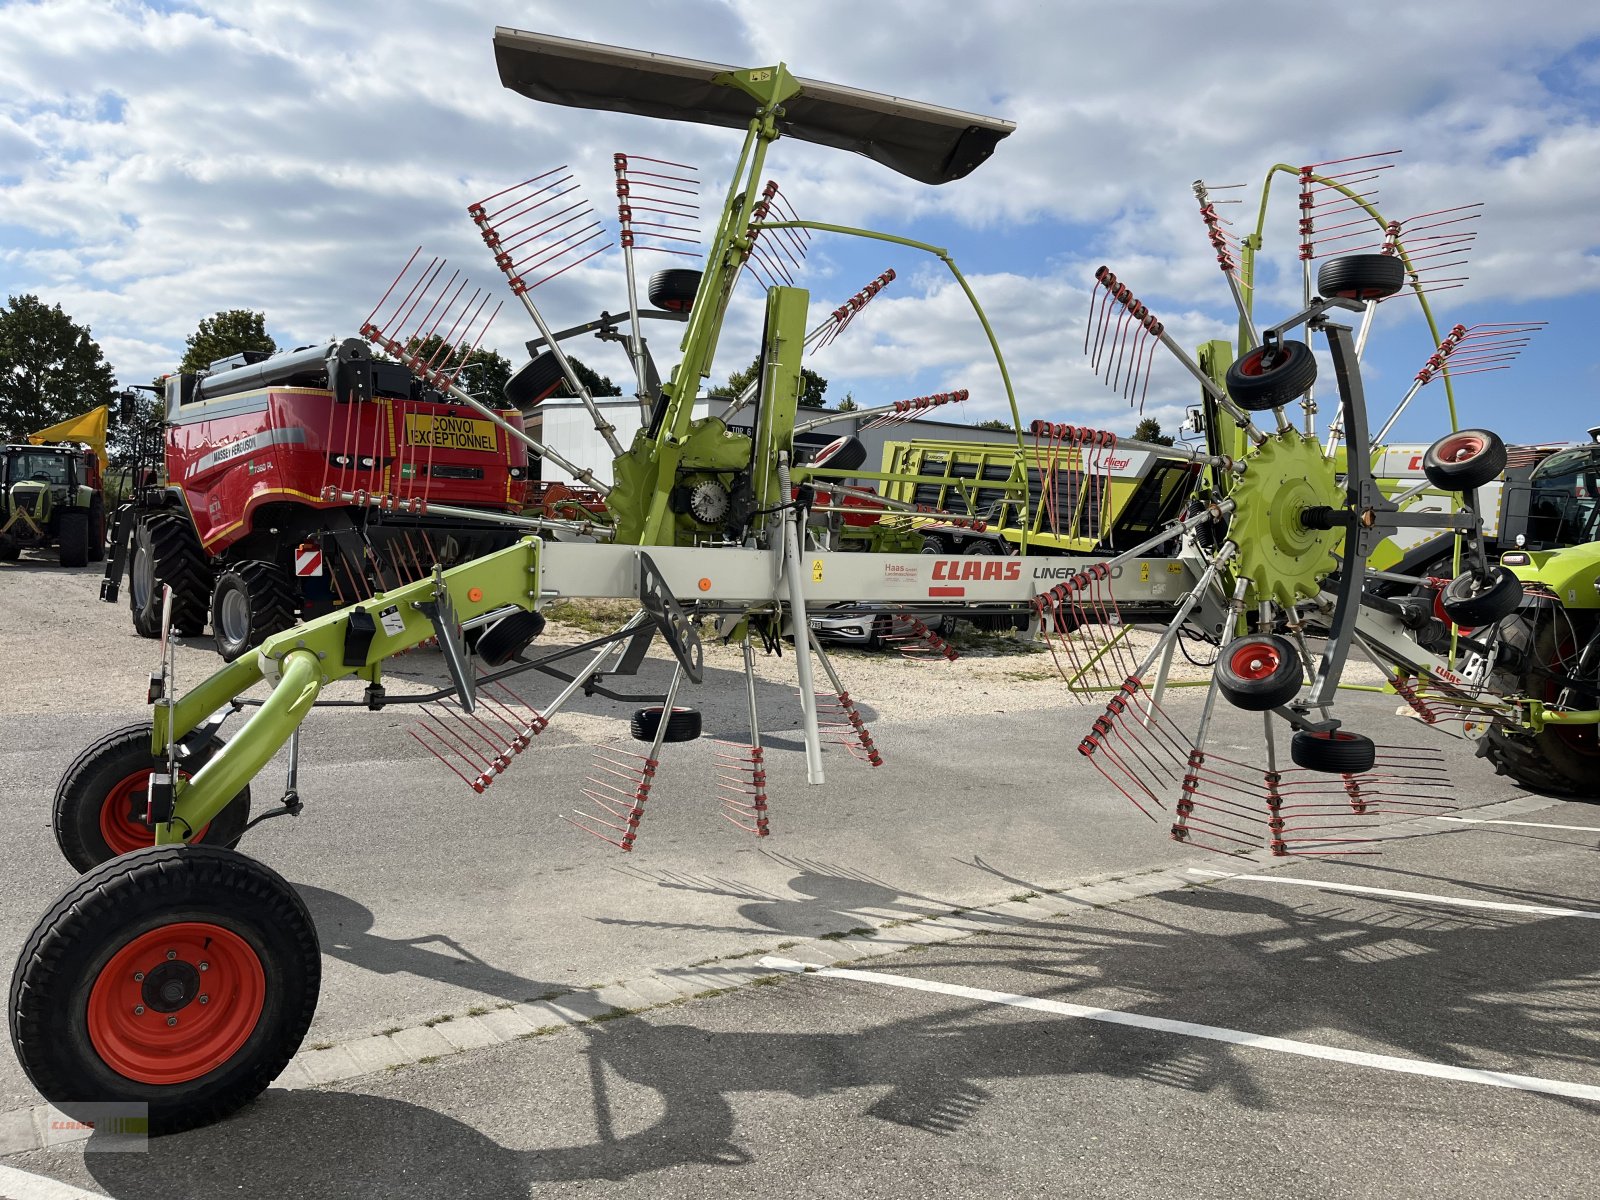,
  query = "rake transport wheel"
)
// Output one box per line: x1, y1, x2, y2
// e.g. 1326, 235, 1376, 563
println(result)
1224, 338, 1318, 412
1422, 429, 1507, 492
630, 706, 702, 743
54, 722, 251, 873
1290, 729, 1377, 774
1439, 566, 1523, 628
504, 351, 565, 412
129, 512, 211, 639
1216, 634, 1303, 711
1479, 612, 1600, 799
211, 561, 298, 662
9, 845, 320, 1135
1316, 253, 1407, 302
648, 268, 702, 312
